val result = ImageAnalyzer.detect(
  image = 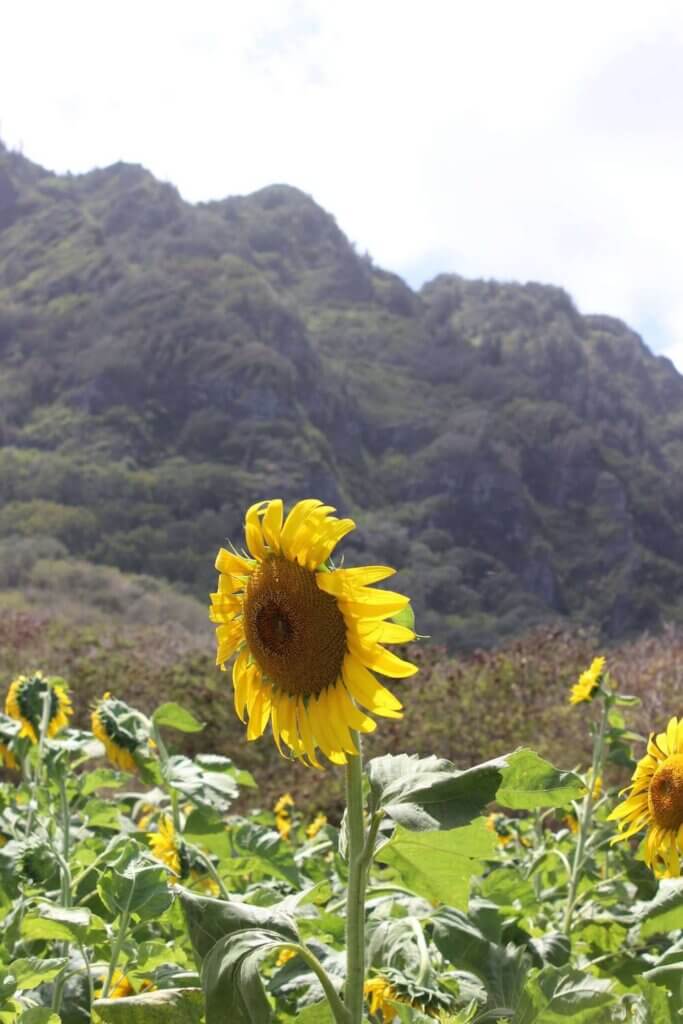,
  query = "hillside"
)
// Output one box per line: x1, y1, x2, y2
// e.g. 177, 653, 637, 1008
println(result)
1, 139, 682, 647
